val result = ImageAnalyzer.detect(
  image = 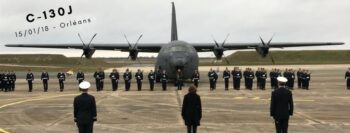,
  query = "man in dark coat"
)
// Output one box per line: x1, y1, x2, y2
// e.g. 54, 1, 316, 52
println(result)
176, 69, 184, 90
223, 67, 231, 90
9, 71, 16, 91
297, 68, 303, 89
135, 69, 143, 91
76, 70, 85, 91
346, 68, 350, 90
148, 70, 155, 91
109, 69, 119, 91
182, 85, 202, 133
270, 77, 294, 133
26, 69, 34, 92
41, 69, 49, 92
57, 71, 66, 92
231, 67, 242, 90
161, 70, 168, 91
123, 68, 132, 91
191, 70, 200, 88
74, 81, 97, 133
